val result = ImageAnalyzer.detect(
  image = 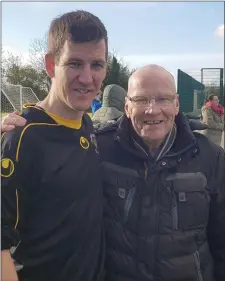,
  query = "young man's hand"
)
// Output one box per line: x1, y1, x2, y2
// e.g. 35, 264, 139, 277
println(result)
1, 113, 27, 133
2, 250, 18, 281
